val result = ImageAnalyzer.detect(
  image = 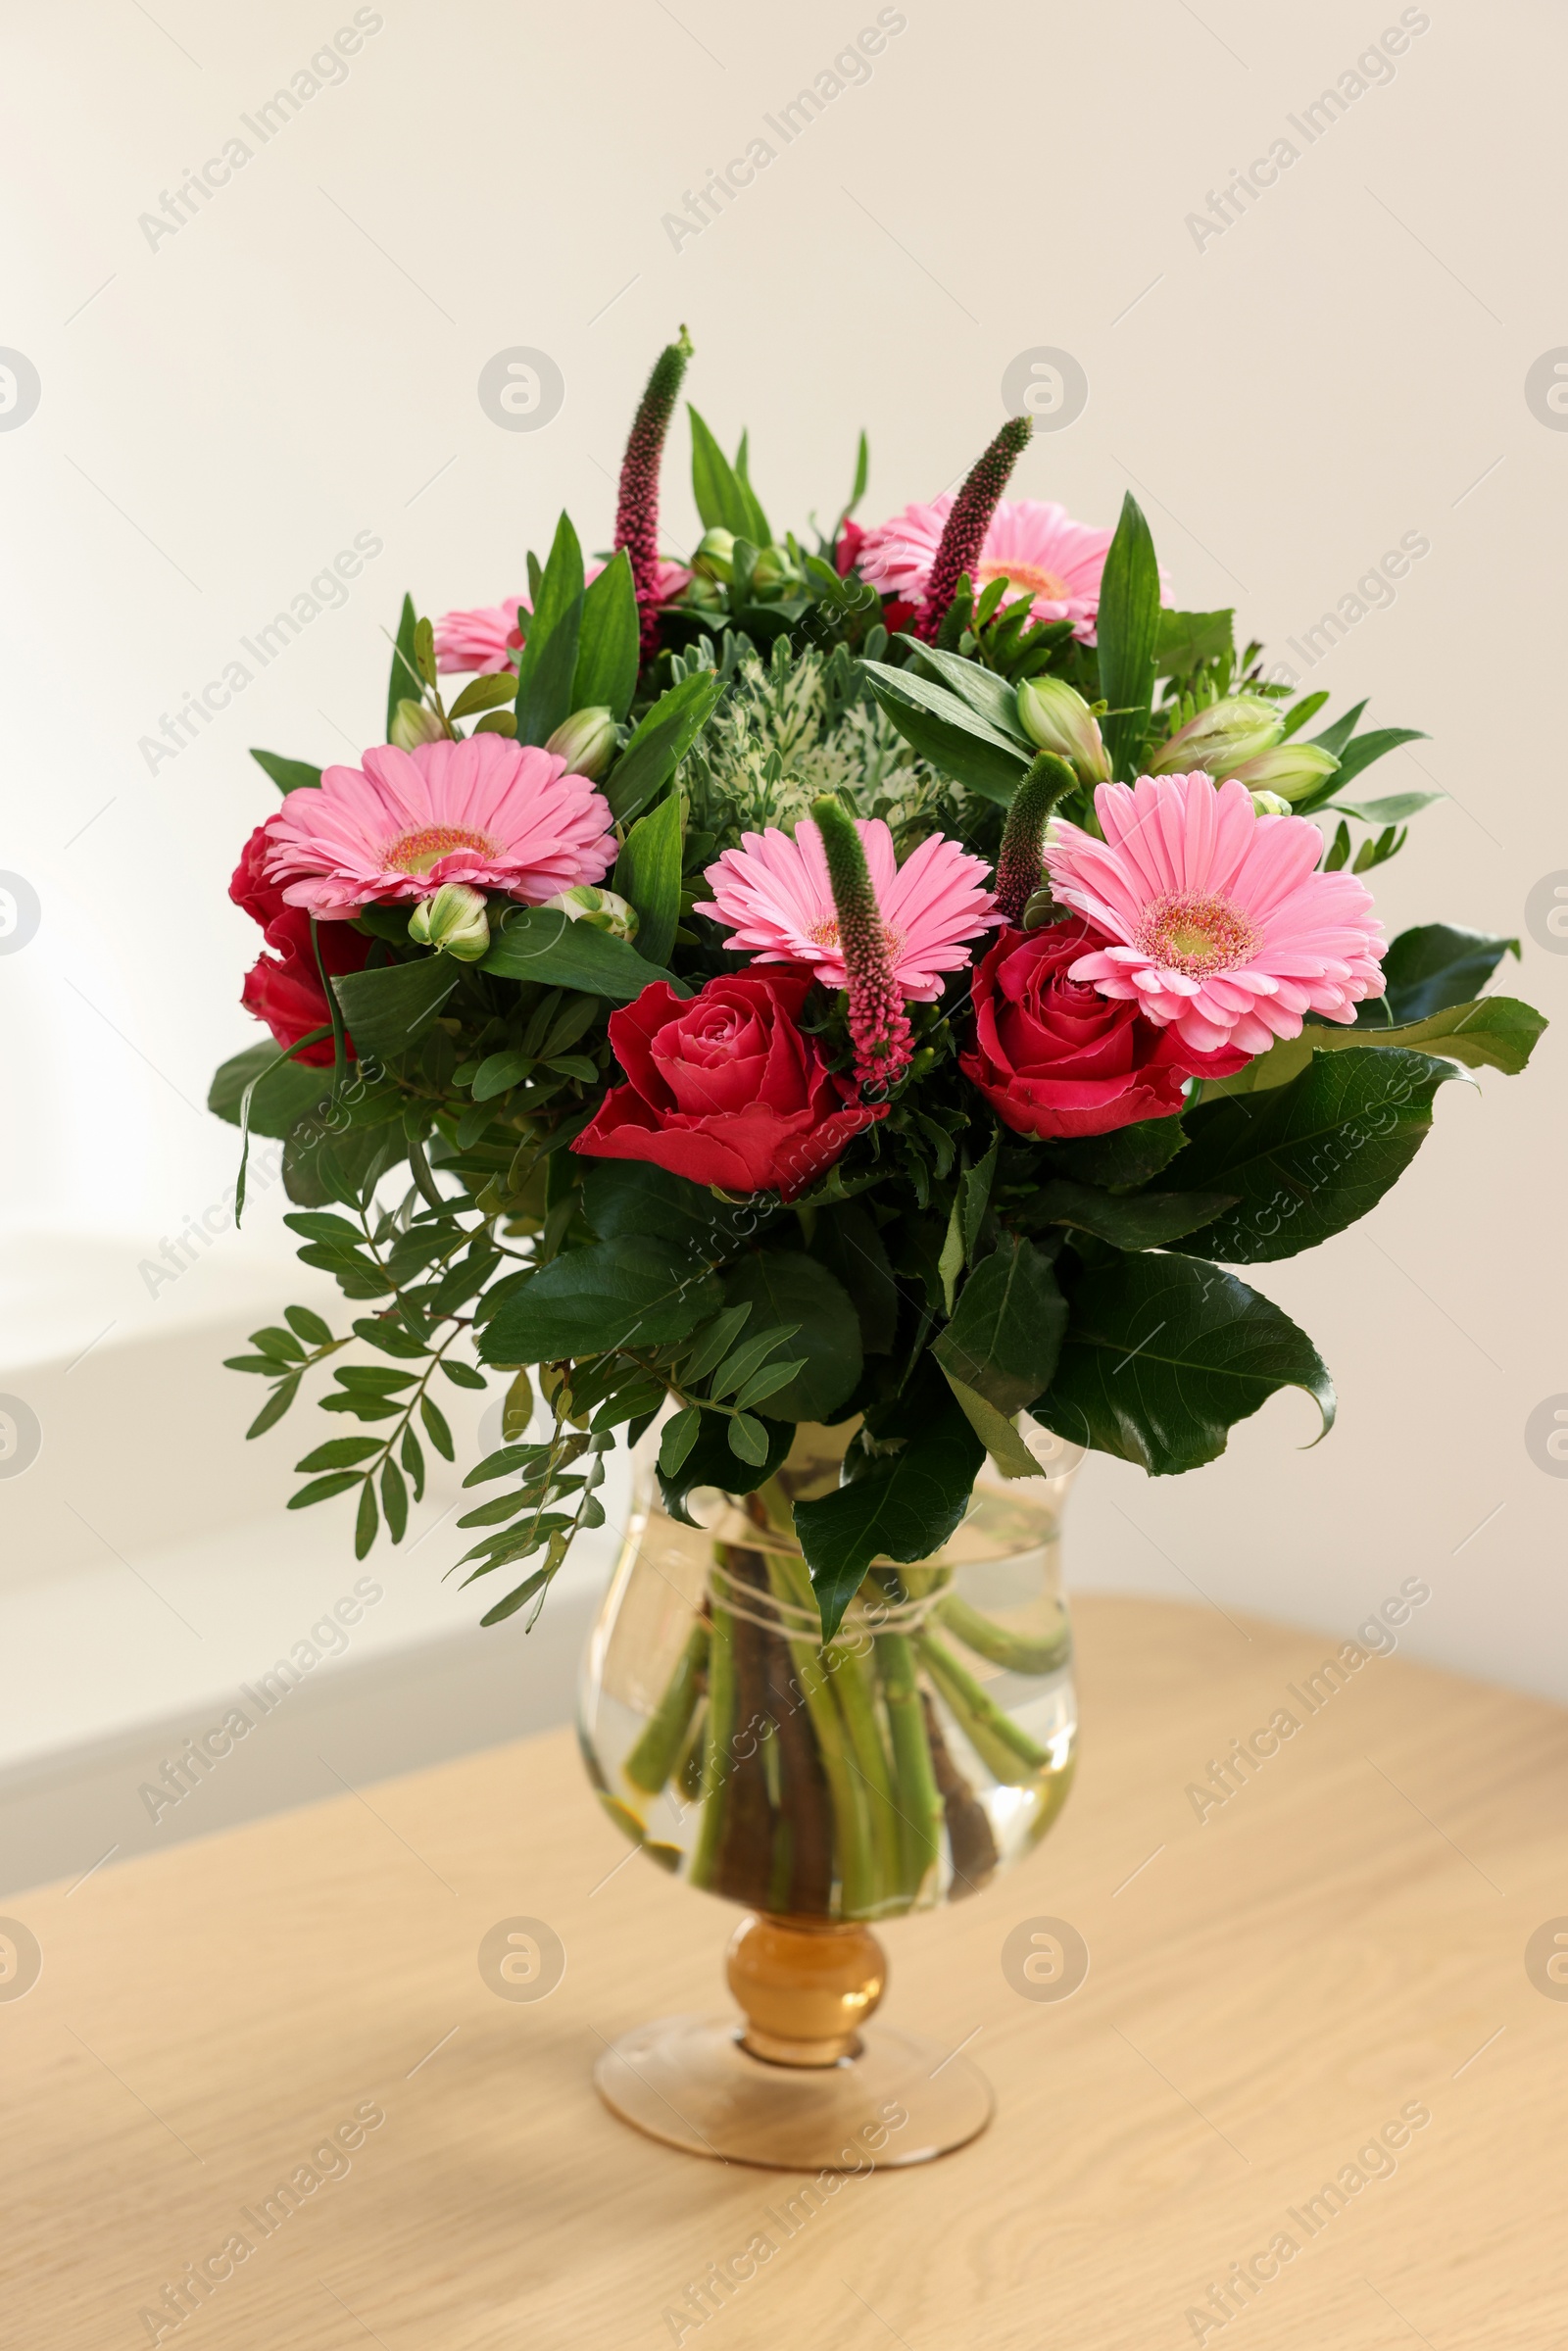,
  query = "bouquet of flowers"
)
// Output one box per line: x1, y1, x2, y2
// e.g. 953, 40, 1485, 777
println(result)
213, 325, 1544, 1686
